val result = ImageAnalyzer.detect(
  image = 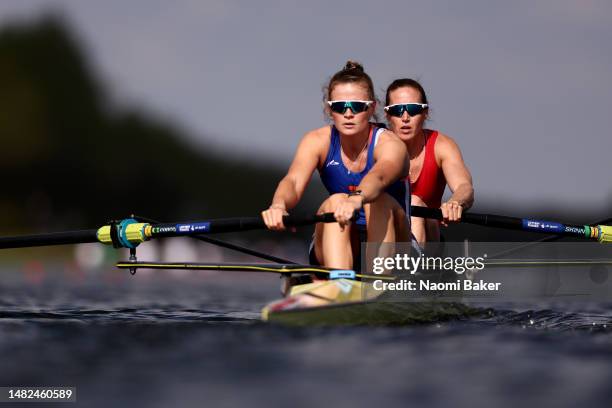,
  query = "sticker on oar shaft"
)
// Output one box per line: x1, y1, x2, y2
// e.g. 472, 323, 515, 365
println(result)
522, 219, 564, 233
176, 222, 211, 234
150, 226, 175, 234
329, 270, 356, 279
151, 222, 211, 235
564, 225, 587, 235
